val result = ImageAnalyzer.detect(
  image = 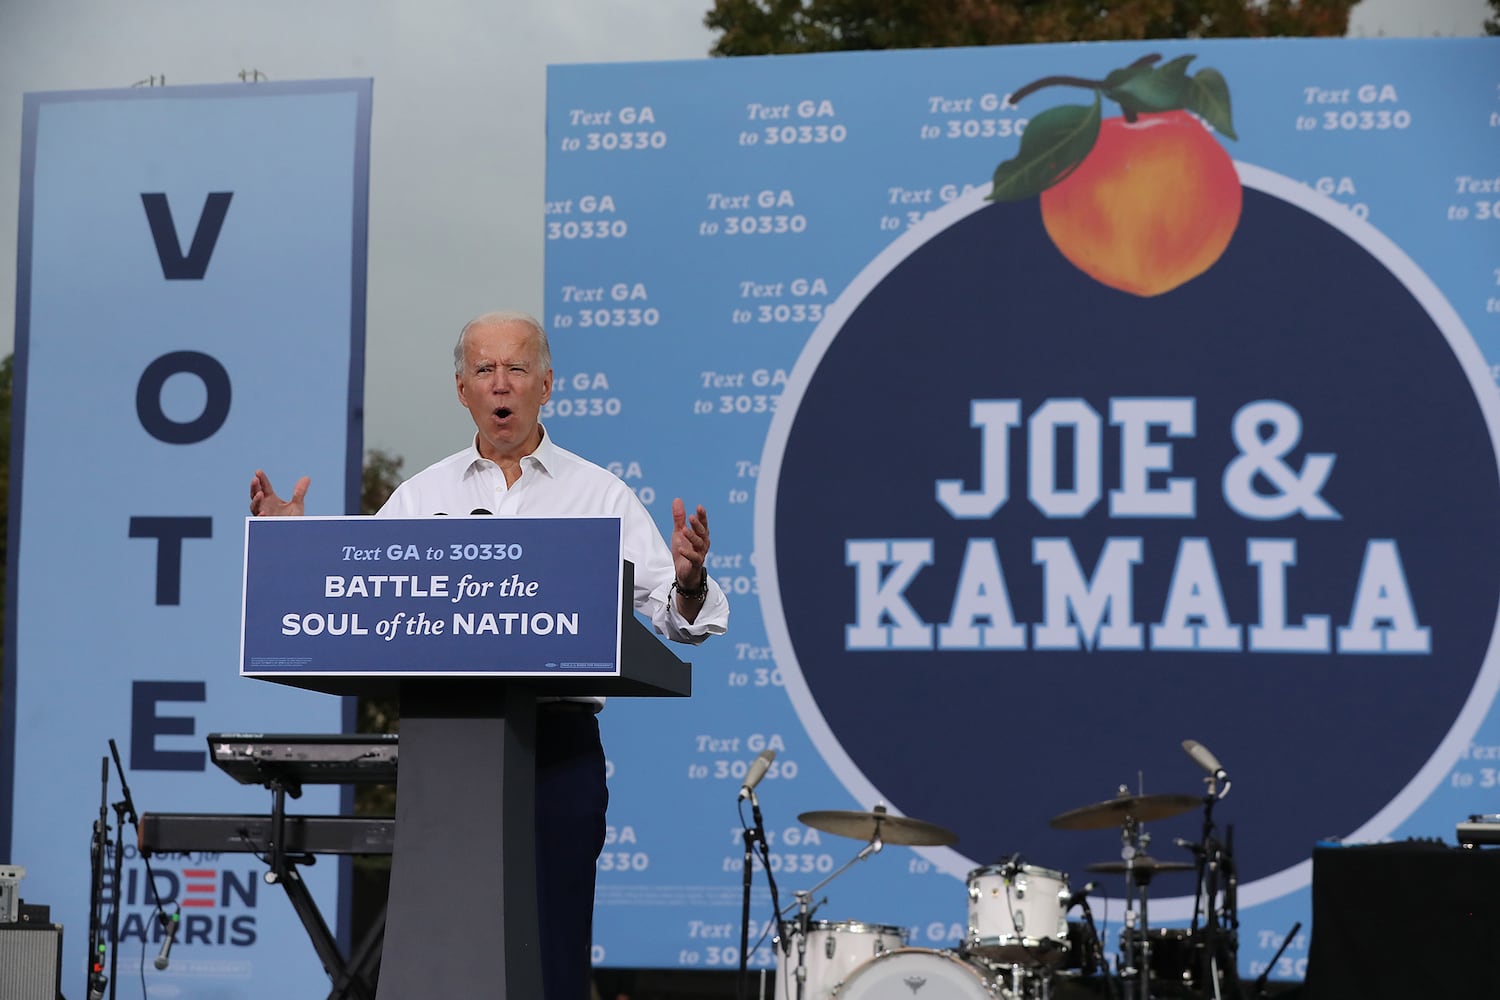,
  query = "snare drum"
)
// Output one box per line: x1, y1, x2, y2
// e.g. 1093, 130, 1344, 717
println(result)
833, 948, 1003, 999
774, 920, 907, 1000
966, 862, 1070, 963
